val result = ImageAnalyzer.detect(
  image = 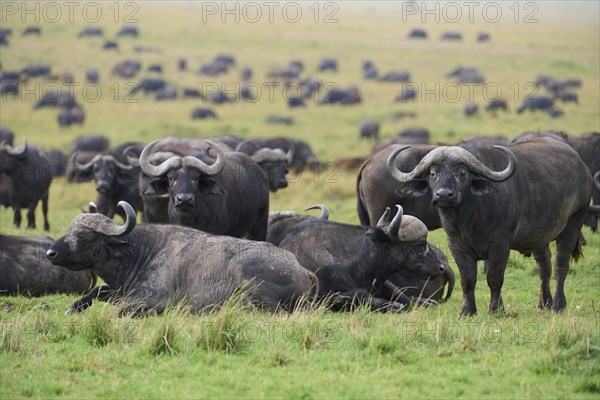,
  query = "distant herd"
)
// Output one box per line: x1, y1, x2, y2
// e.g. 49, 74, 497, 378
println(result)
1, 23, 598, 318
